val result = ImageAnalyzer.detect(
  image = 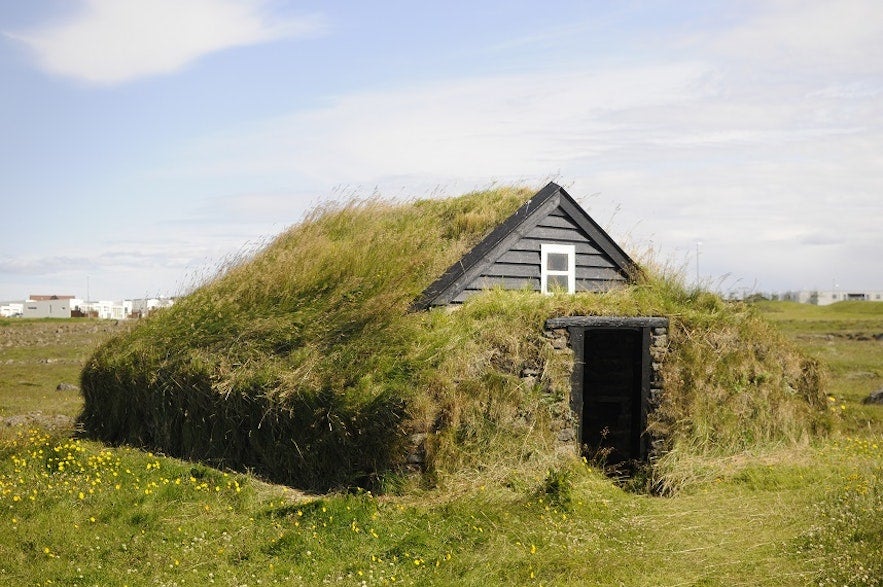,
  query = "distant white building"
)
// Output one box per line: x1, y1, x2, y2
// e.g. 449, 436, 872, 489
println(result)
22, 299, 71, 318
816, 290, 883, 305
781, 291, 817, 304
78, 297, 174, 319
0, 302, 24, 317
130, 297, 175, 316
83, 300, 131, 320
4, 294, 175, 320
783, 290, 883, 306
